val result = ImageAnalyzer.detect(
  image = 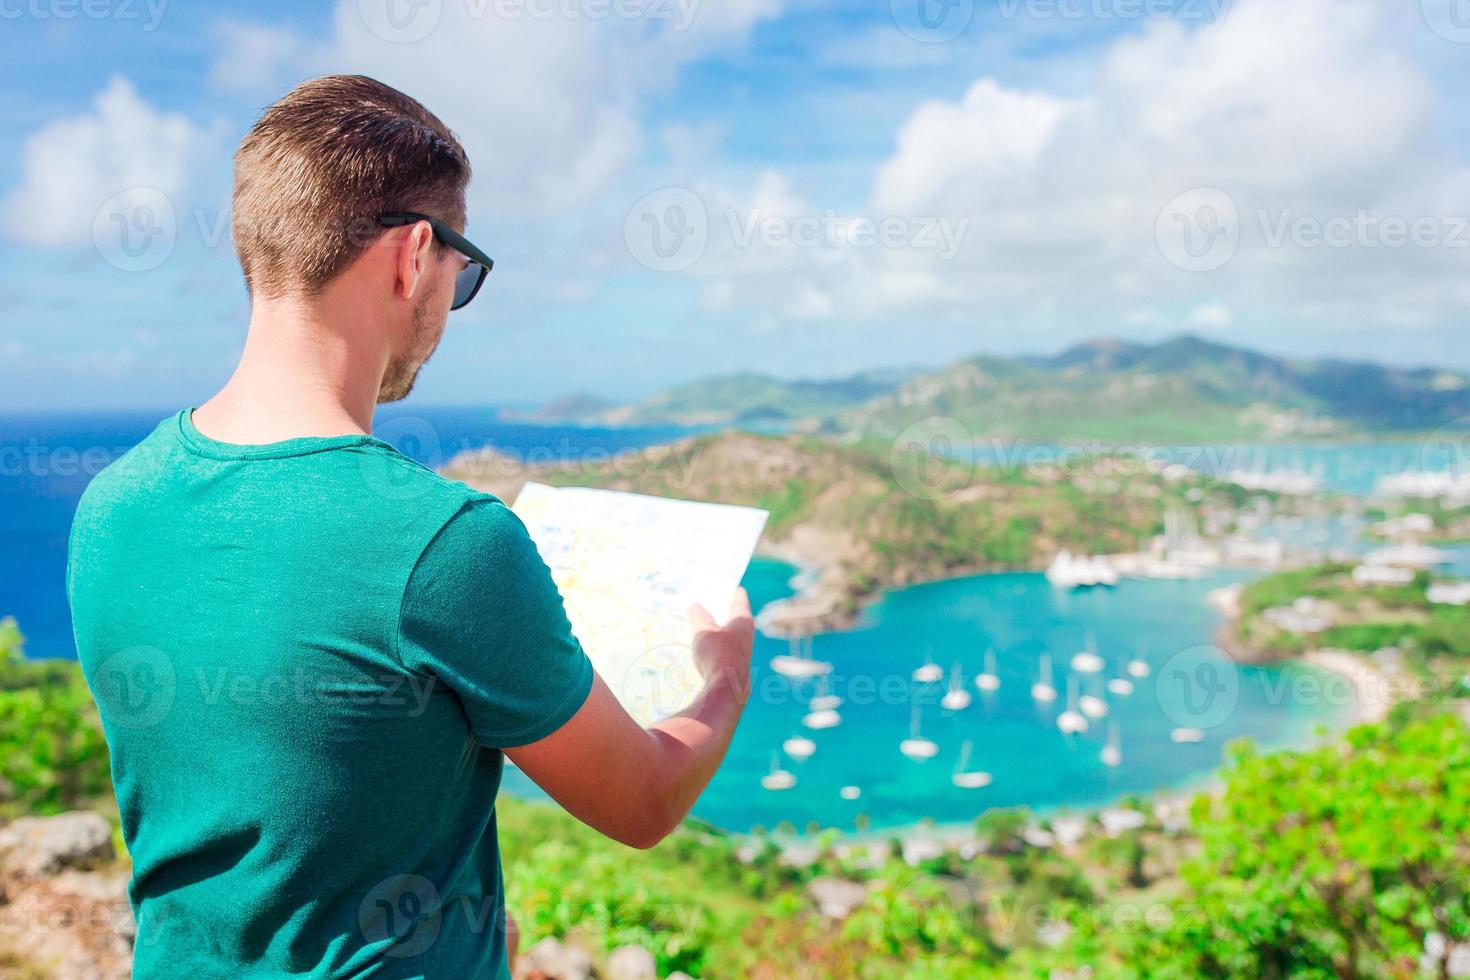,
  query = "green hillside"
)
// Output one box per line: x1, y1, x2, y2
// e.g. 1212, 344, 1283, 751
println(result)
846, 350, 1266, 443
539, 336, 1470, 443
526, 370, 912, 428
852, 335, 1470, 442
442, 430, 1248, 630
